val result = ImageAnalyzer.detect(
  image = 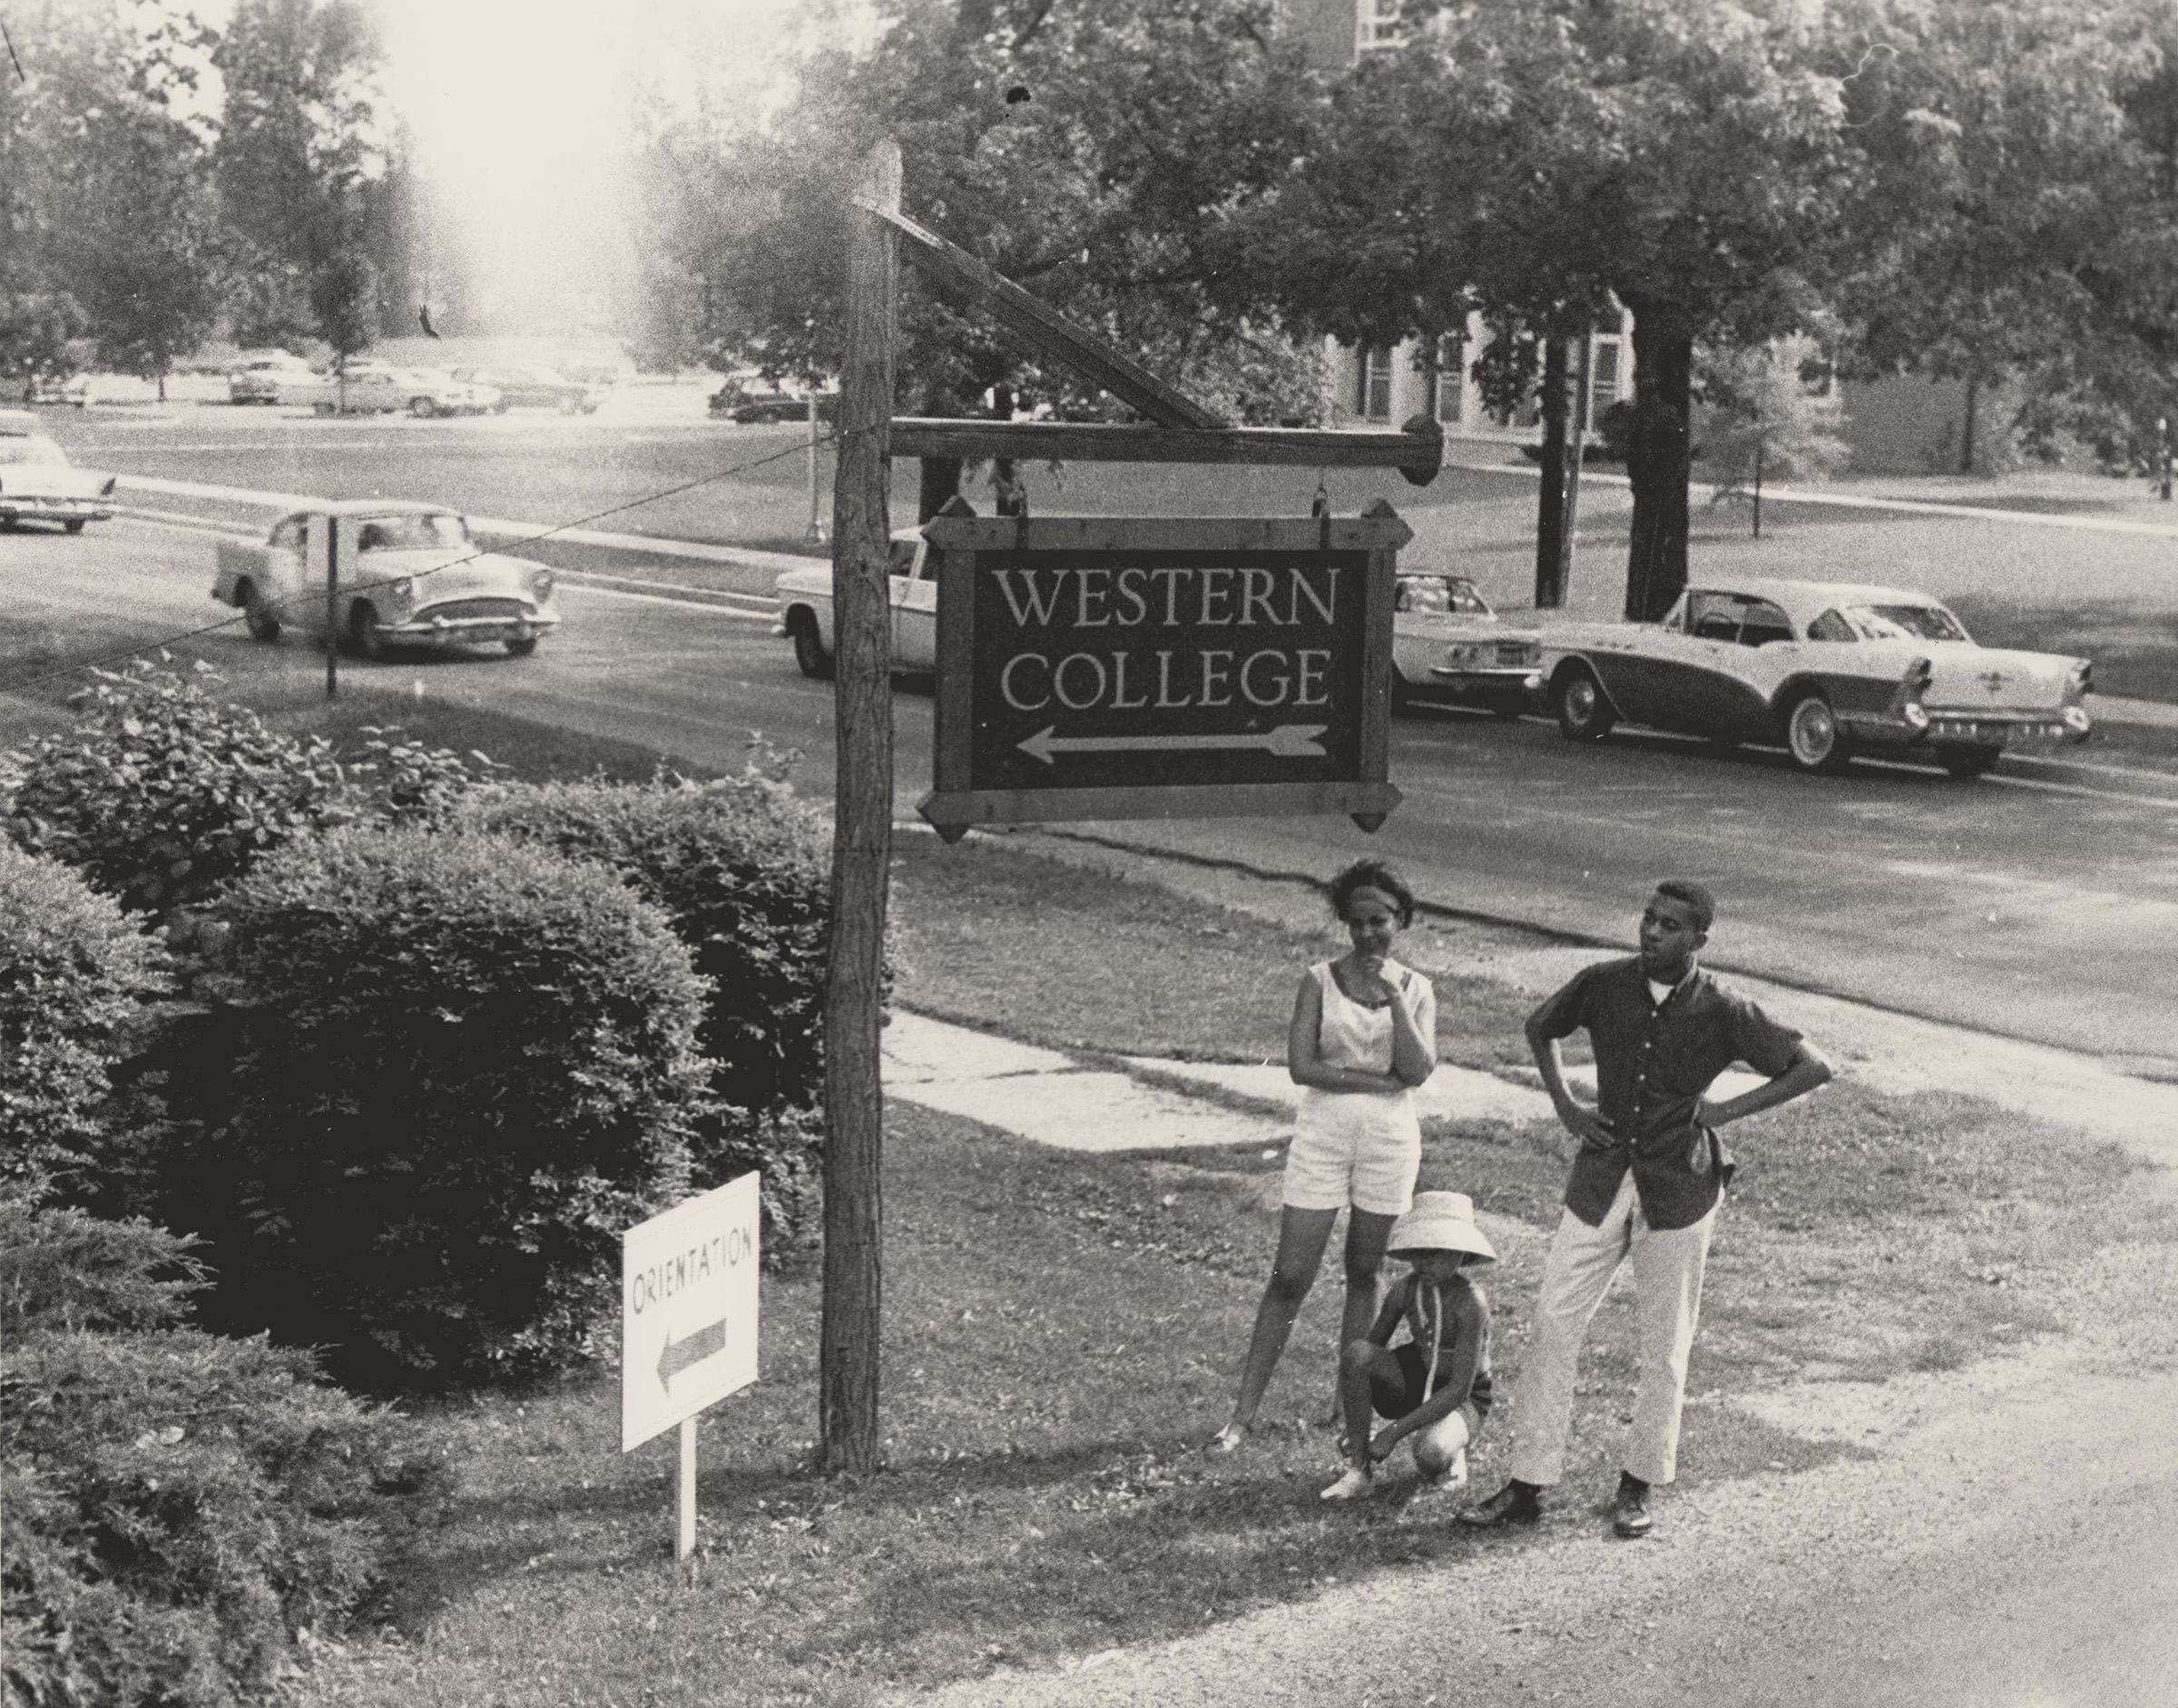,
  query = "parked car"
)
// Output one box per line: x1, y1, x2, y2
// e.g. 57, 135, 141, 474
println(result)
211, 500, 560, 657
447, 364, 604, 413
776, 529, 929, 678
1537, 576, 2093, 778
25, 372, 158, 407
1390, 571, 1541, 717
0, 409, 117, 533
713, 380, 838, 425
229, 352, 316, 405
290, 364, 500, 417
